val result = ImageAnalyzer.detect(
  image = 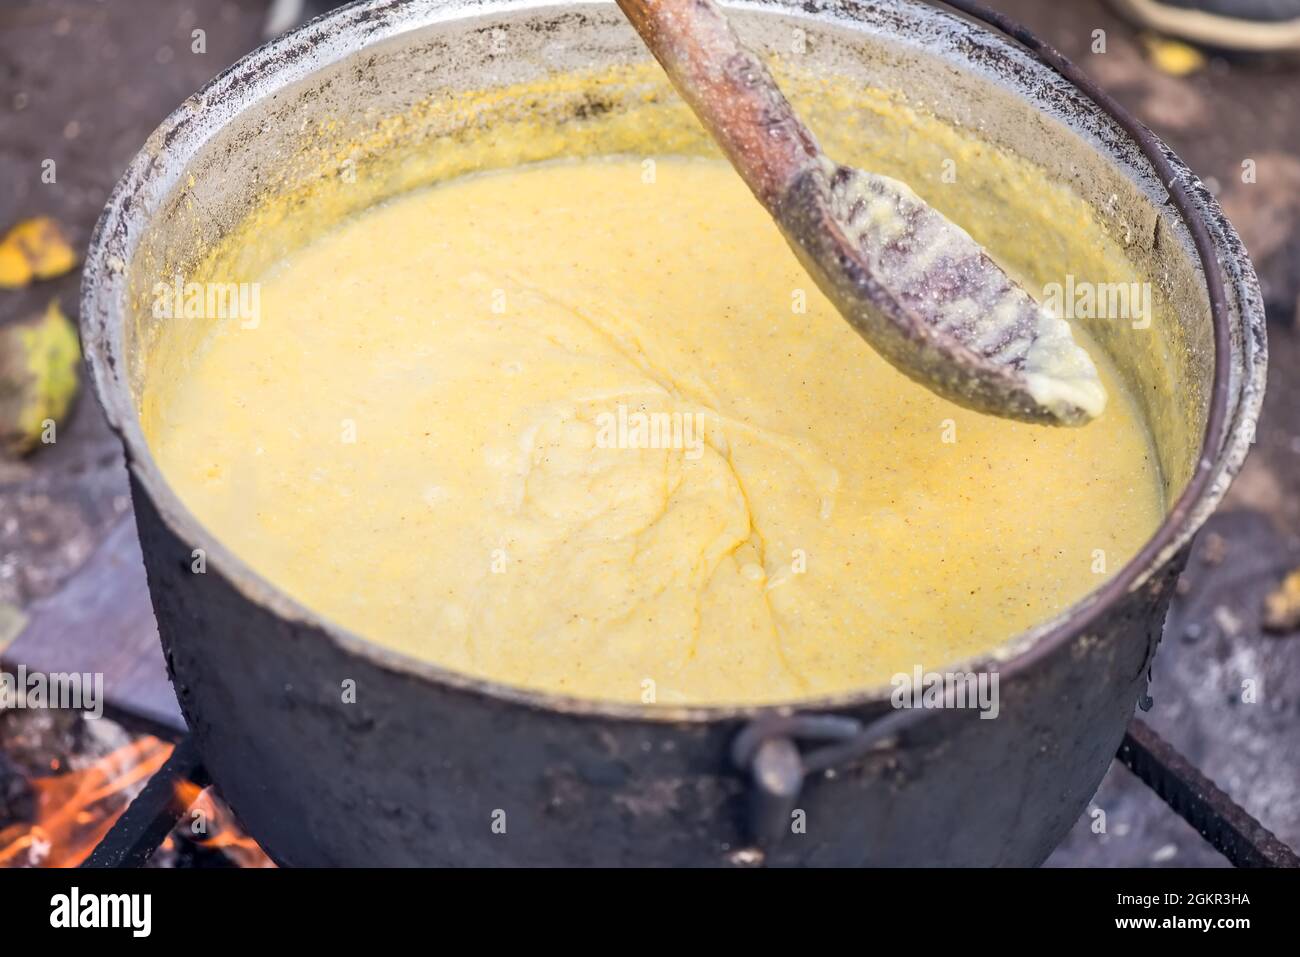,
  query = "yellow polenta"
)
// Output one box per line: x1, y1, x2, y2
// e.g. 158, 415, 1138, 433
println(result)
146, 156, 1163, 705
